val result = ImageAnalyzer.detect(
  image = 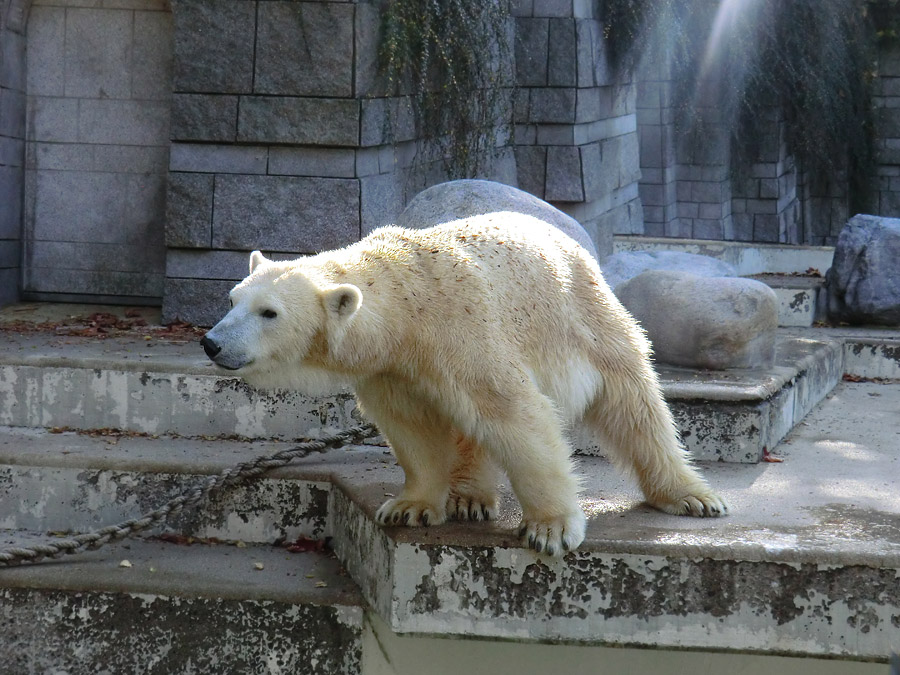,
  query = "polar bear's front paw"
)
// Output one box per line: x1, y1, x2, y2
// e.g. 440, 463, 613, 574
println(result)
447, 492, 498, 522
517, 509, 586, 556
376, 498, 447, 527
651, 489, 729, 518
